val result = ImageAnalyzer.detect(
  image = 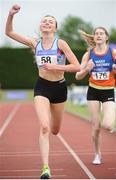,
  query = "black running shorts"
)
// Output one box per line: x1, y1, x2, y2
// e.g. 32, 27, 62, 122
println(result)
34, 77, 67, 103
87, 86, 115, 103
